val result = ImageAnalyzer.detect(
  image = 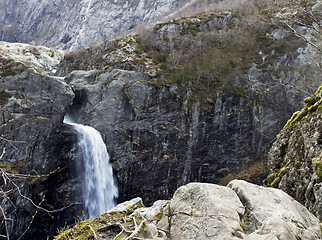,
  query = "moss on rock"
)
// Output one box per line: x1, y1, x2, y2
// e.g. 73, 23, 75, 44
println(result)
265, 85, 322, 220
312, 155, 322, 183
